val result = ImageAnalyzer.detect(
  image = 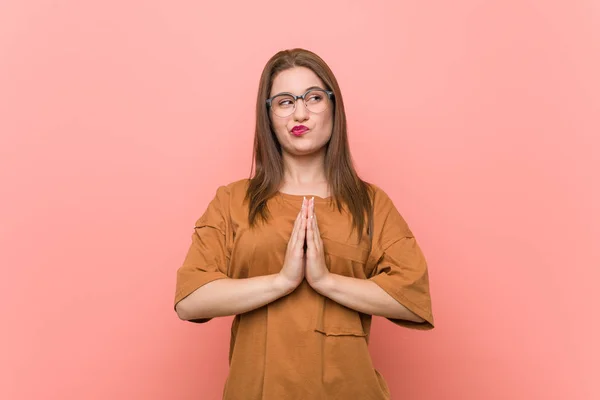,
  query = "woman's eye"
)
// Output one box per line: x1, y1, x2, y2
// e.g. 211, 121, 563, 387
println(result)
307, 95, 323, 103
